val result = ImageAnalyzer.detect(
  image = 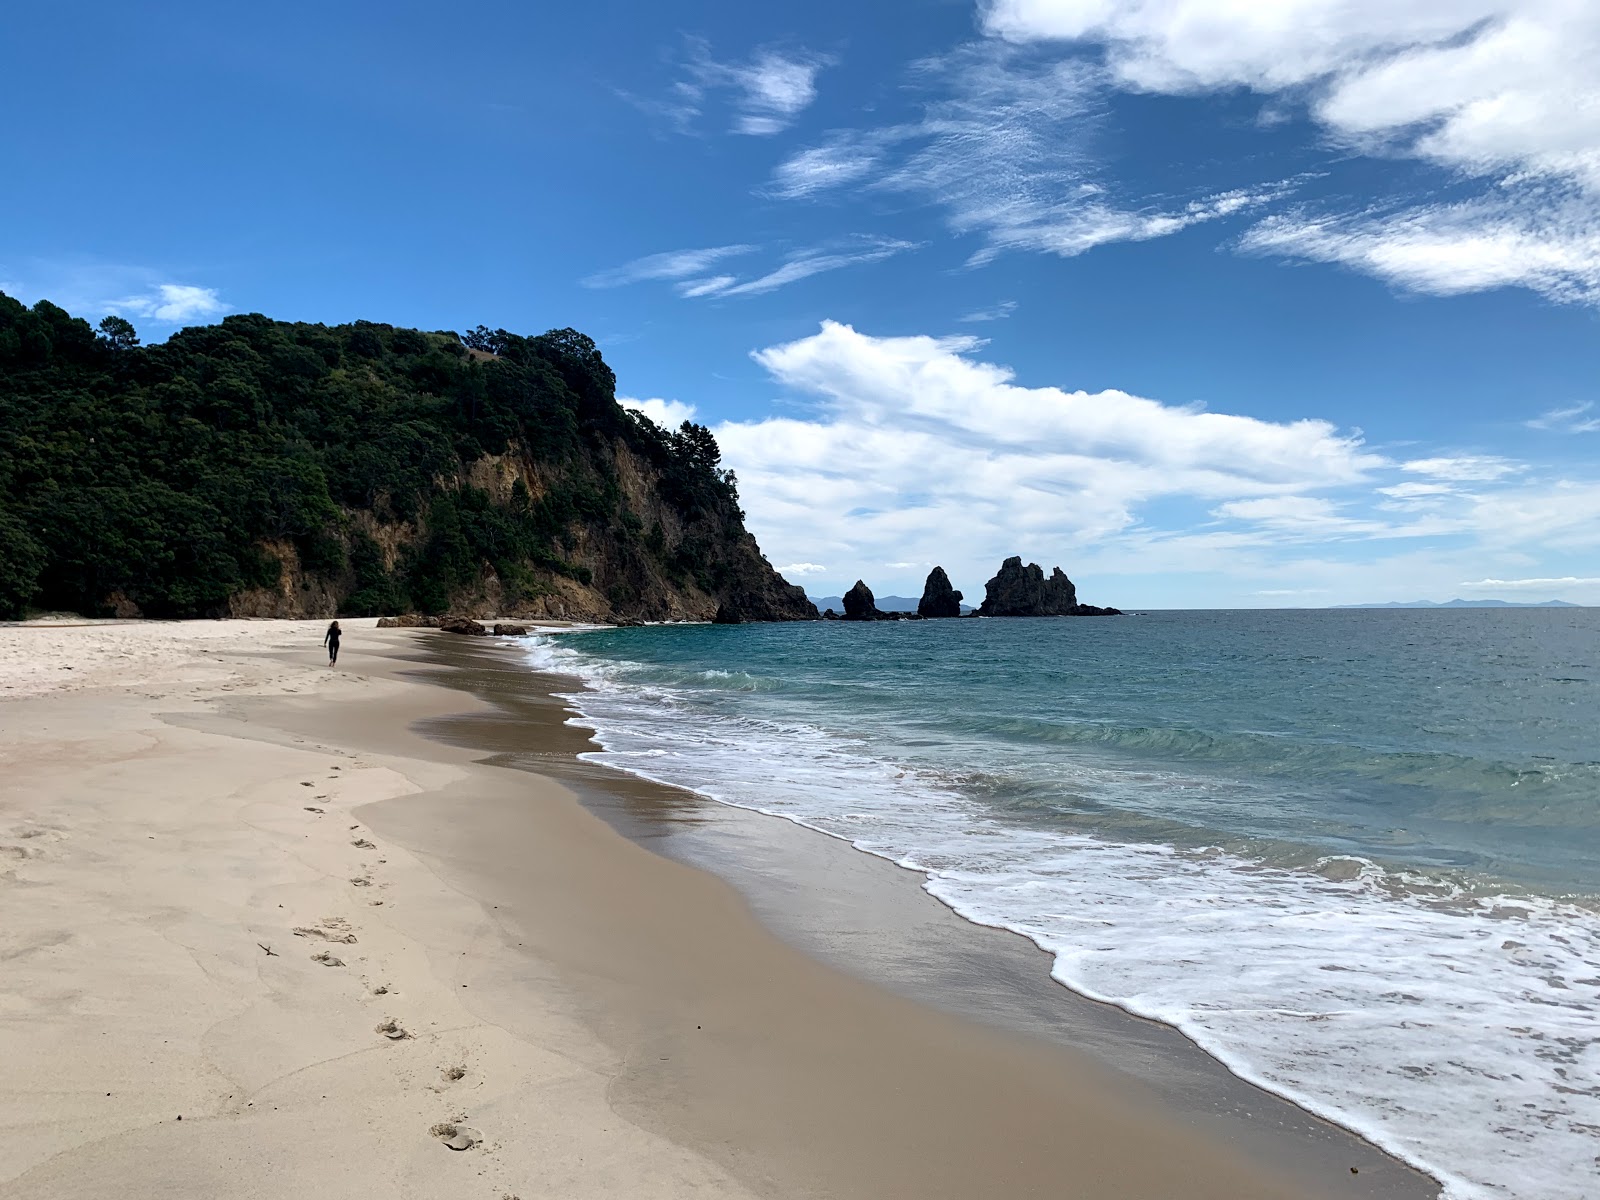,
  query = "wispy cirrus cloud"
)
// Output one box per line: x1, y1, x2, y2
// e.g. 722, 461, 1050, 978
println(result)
769, 43, 1298, 266
588, 238, 918, 301
583, 245, 756, 289
635, 39, 831, 137
1527, 401, 1600, 433
958, 299, 1018, 322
